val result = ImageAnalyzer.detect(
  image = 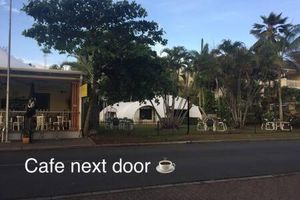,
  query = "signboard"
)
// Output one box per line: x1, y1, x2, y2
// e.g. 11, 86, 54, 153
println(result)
80, 84, 88, 98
